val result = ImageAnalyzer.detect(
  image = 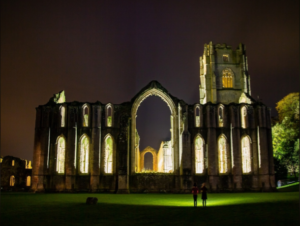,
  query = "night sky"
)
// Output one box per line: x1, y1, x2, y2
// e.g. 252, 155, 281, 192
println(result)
1, 0, 299, 161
